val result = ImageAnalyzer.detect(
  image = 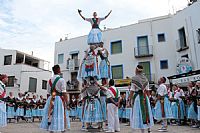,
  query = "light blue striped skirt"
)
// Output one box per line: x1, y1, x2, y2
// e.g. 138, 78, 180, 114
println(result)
100, 96, 107, 121
80, 57, 100, 80
70, 108, 77, 117
82, 98, 103, 123
198, 106, 200, 121
154, 97, 173, 120
15, 108, 24, 116
99, 60, 111, 79
130, 95, 154, 129
7, 106, 15, 118
24, 109, 32, 118
76, 106, 82, 120
66, 110, 71, 129
87, 28, 102, 45
38, 109, 44, 117
187, 102, 197, 120
0, 102, 7, 127
32, 109, 38, 117
40, 96, 65, 132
